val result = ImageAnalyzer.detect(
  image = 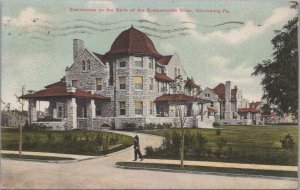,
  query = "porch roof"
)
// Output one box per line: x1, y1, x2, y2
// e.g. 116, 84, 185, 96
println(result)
238, 108, 259, 113
20, 81, 110, 101
155, 94, 208, 103
155, 72, 174, 82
